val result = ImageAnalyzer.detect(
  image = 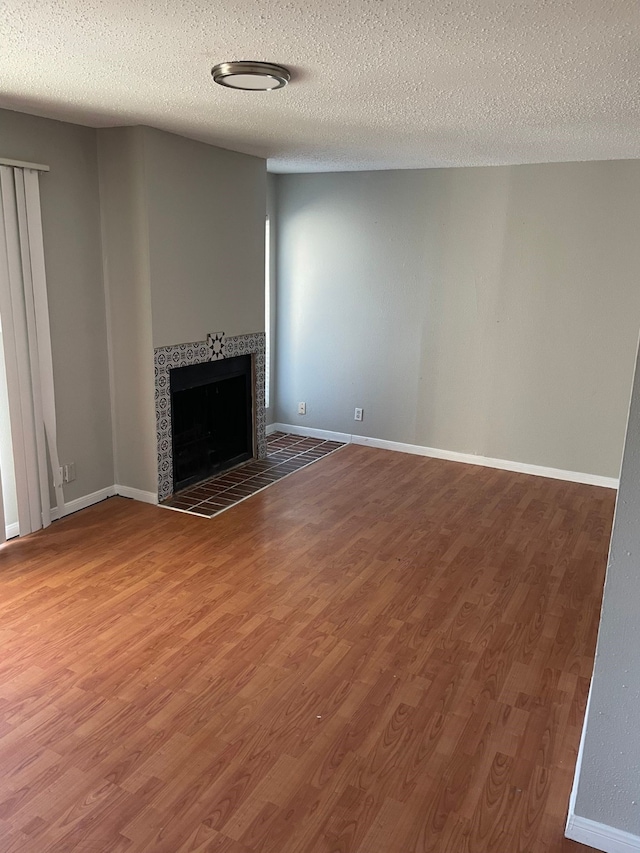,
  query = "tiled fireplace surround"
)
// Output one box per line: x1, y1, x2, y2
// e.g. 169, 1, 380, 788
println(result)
154, 331, 267, 503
